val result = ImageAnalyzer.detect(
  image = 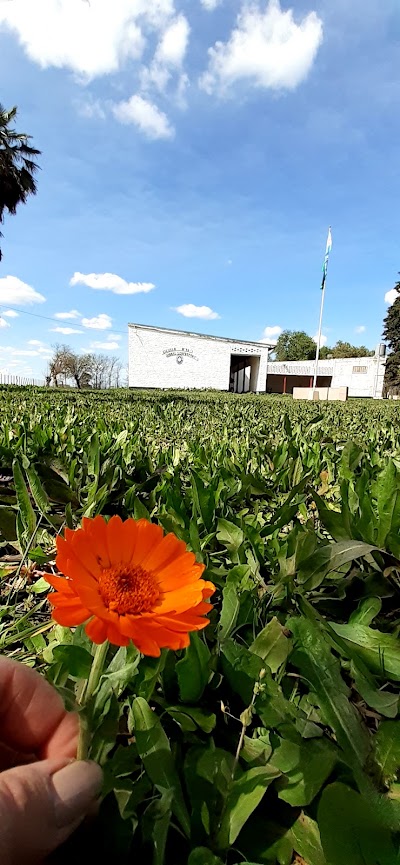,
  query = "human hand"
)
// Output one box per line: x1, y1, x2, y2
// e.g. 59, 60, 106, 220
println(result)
0, 656, 103, 865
